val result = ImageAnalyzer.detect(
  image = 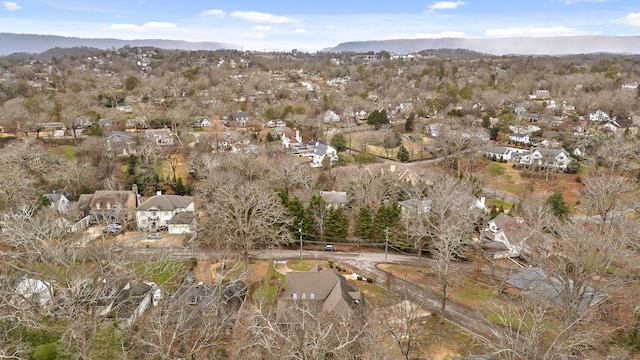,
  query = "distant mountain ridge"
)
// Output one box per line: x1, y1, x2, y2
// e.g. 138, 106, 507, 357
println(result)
0, 33, 236, 56
323, 36, 640, 55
